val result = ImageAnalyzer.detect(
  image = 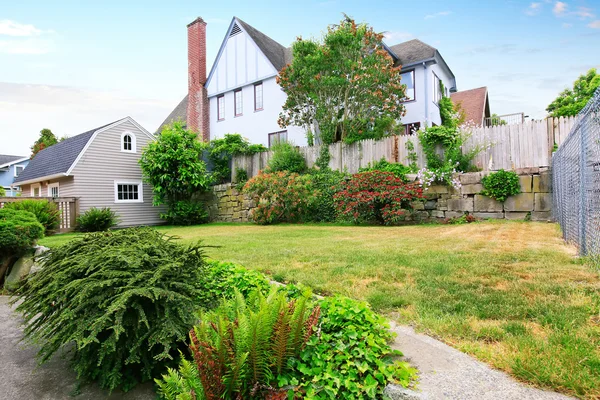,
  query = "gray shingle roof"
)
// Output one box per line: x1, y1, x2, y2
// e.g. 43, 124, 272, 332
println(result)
0, 155, 26, 167
236, 18, 290, 72
14, 120, 118, 184
389, 39, 437, 66
156, 94, 188, 134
